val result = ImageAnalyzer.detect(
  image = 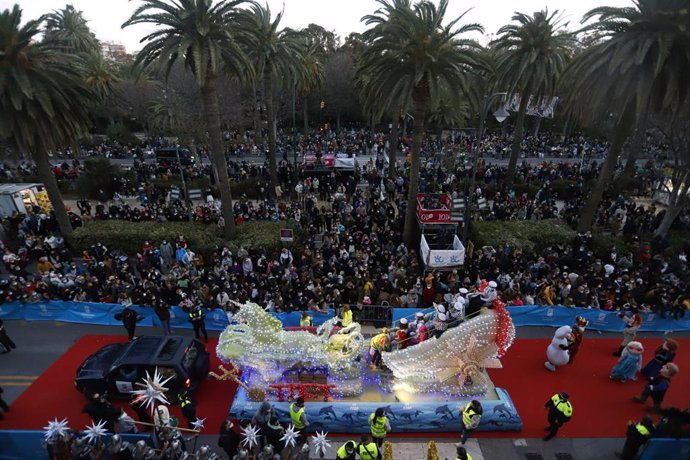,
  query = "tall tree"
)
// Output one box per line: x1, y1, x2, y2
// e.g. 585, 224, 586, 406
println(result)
357, 0, 484, 248
564, 0, 690, 232
294, 27, 328, 134
492, 9, 573, 186
123, 0, 256, 239
236, 3, 304, 195
44, 4, 99, 54
0, 6, 97, 237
